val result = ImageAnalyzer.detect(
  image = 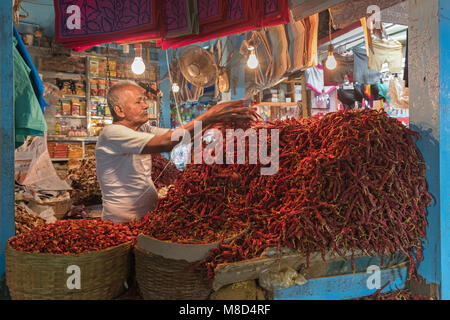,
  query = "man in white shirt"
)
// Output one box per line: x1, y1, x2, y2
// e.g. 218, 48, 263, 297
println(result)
96, 81, 254, 223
